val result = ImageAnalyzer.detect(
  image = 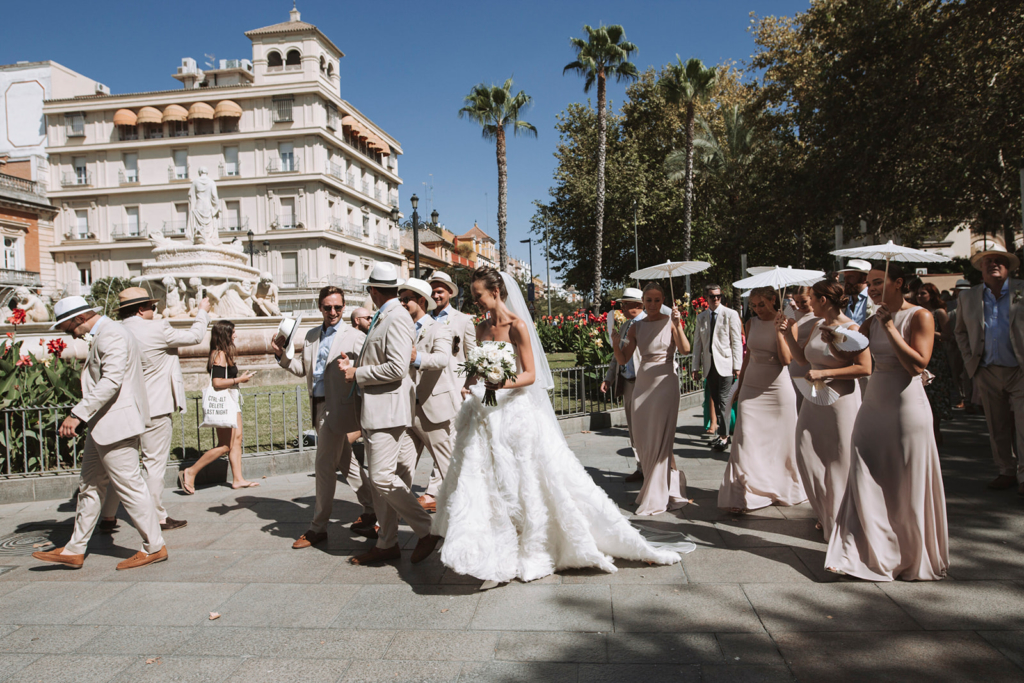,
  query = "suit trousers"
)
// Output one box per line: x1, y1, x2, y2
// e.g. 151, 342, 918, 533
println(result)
101, 414, 173, 523
975, 365, 1024, 481
364, 426, 433, 548
622, 377, 639, 466
410, 411, 454, 498
66, 435, 165, 555
311, 403, 375, 533
707, 365, 733, 439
